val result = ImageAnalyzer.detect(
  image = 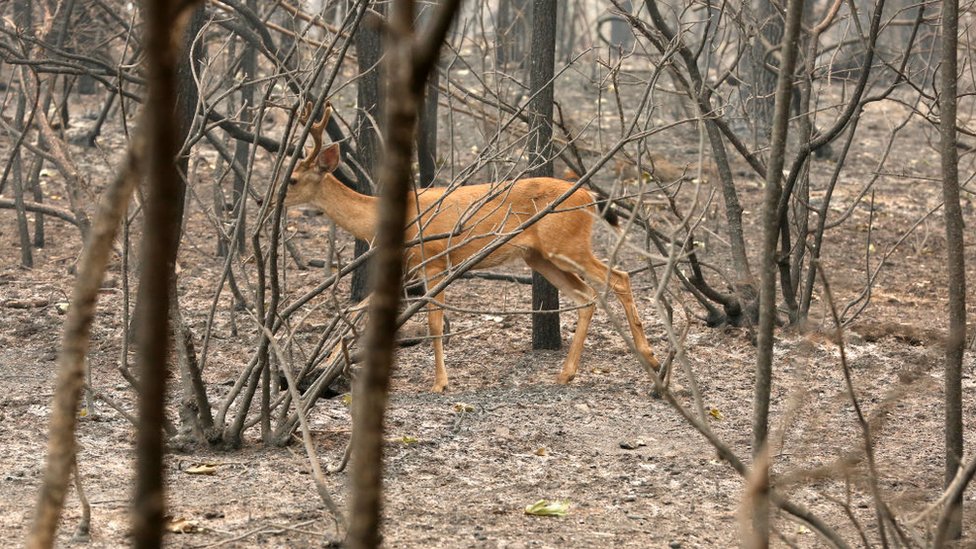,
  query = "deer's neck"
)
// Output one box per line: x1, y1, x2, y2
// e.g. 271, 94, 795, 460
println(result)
311, 175, 378, 241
